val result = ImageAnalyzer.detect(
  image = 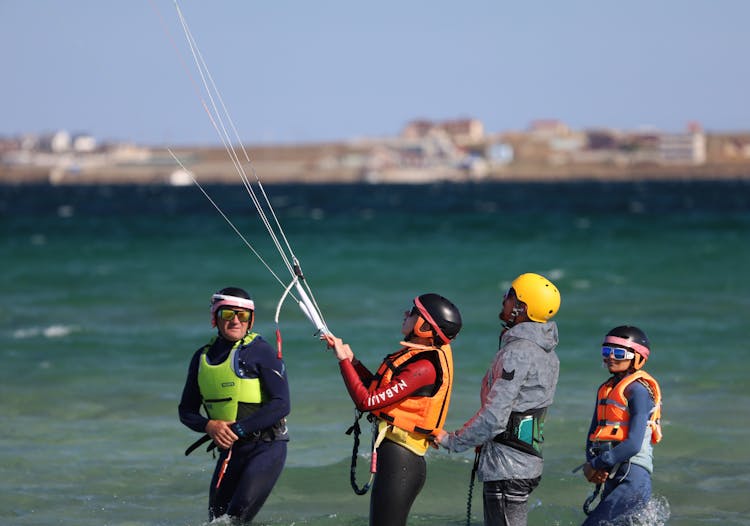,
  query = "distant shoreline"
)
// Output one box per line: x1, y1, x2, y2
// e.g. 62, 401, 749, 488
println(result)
1, 162, 749, 186
3, 137, 750, 186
